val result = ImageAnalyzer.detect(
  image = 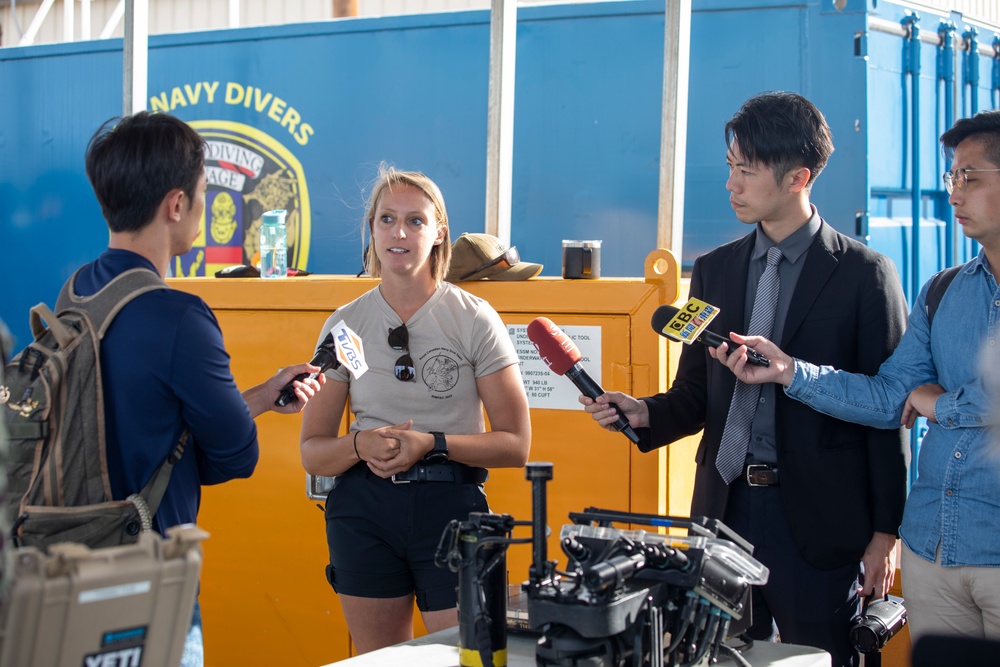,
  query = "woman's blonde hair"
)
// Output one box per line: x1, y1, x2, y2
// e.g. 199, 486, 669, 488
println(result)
362, 164, 451, 283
